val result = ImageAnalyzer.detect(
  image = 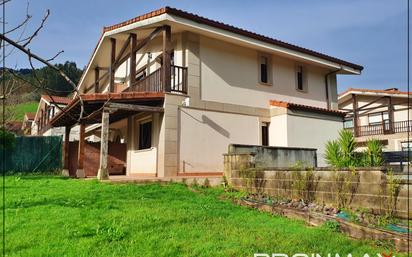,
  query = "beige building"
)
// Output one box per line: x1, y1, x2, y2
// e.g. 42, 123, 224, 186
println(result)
32, 95, 79, 141
338, 88, 411, 151
49, 7, 363, 178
